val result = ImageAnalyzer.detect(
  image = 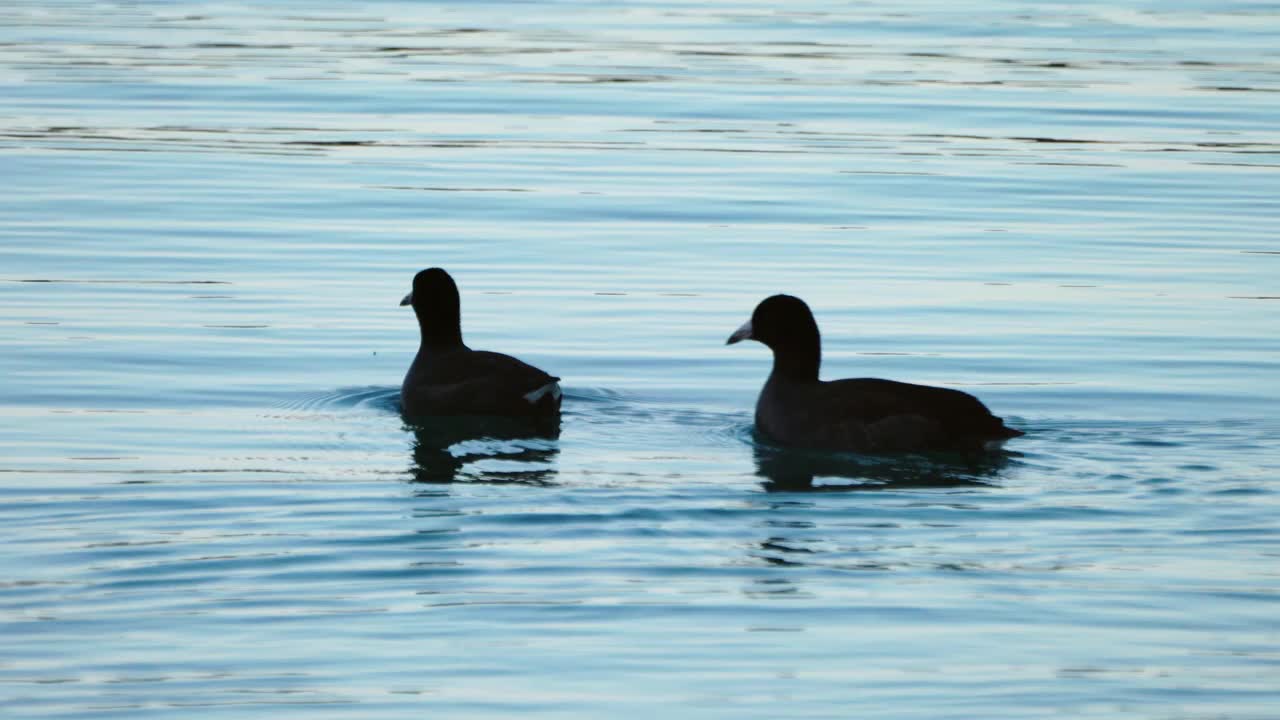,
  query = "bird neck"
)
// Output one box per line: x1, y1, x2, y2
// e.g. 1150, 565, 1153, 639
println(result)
417, 310, 463, 350
771, 338, 821, 382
